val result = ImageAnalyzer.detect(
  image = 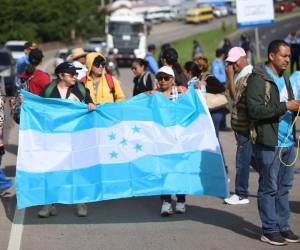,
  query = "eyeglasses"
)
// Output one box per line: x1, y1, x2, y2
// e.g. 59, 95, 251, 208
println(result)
63, 73, 78, 78
93, 61, 106, 68
156, 76, 172, 81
